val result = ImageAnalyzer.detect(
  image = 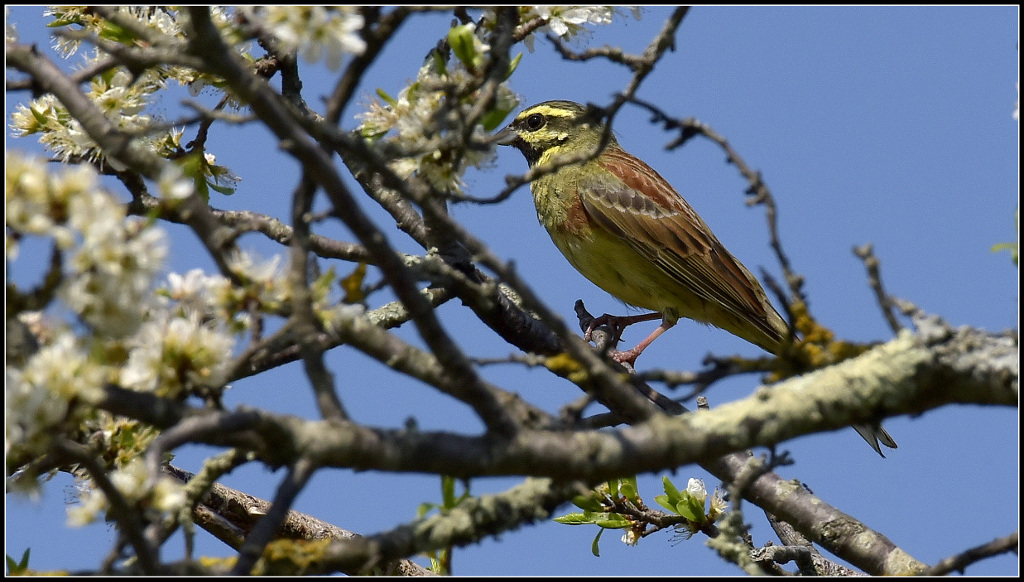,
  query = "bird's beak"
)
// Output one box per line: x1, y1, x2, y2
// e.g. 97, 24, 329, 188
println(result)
491, 125, 519, 146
